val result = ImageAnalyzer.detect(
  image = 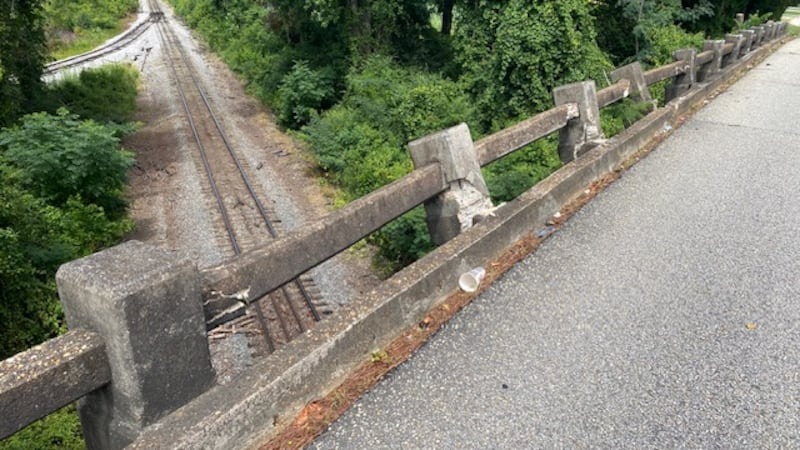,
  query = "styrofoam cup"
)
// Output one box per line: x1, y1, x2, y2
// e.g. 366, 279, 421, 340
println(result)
459, 267, 486, 293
